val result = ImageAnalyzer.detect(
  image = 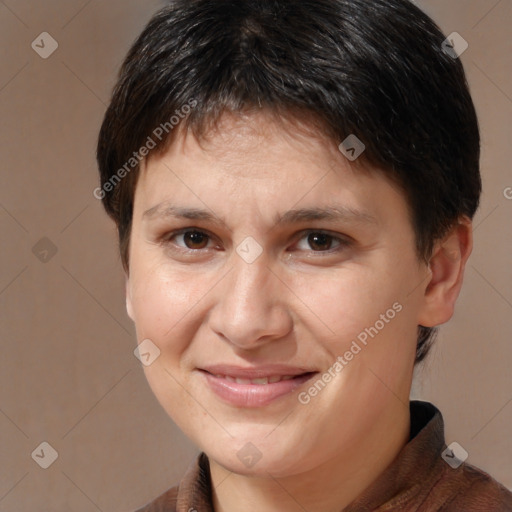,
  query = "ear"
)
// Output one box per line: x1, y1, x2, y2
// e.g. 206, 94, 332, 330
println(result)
125, 273, 135, 322
417, 217, 473, 327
